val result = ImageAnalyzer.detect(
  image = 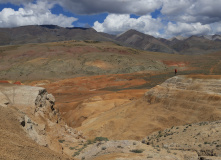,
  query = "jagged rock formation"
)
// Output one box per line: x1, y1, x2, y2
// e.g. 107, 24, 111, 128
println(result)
0, 84, 57, 116
0, 84, 84, 157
